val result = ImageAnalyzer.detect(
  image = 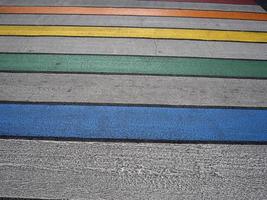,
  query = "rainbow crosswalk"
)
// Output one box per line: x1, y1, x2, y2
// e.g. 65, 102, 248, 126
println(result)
0, 0, 266, 199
